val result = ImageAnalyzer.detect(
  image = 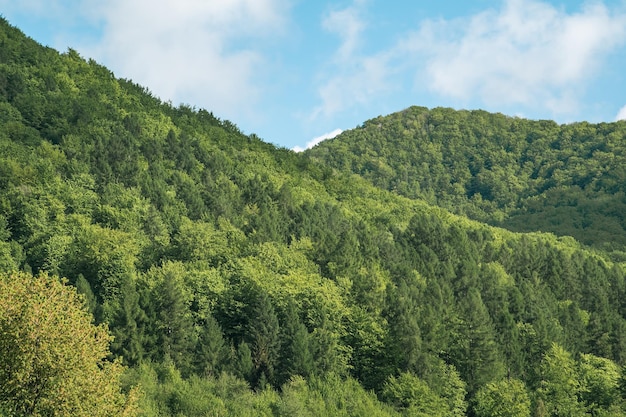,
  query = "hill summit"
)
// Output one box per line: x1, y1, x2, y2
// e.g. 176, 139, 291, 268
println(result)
308, 106, 626, 257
